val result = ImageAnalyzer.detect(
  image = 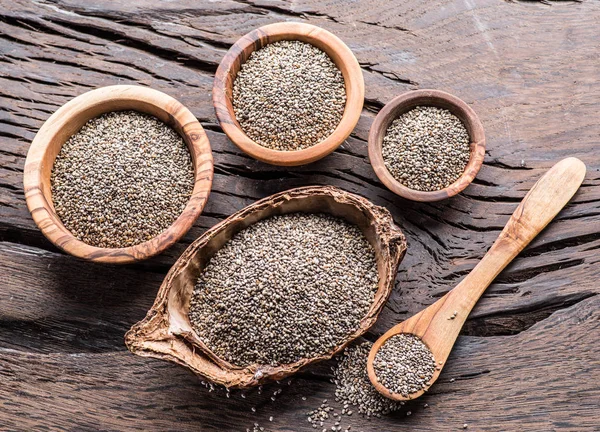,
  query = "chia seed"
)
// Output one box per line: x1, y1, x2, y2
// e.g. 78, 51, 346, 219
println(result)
373, 334, 436, 397
381, 106, 470, 191
233, 40, 346, 151
188, 213, 378, 367
50, 110, 194, 248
